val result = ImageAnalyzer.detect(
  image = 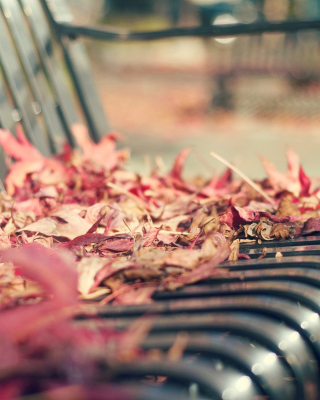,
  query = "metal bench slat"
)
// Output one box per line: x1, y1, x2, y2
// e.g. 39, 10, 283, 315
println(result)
82, 311, 317, 400
112, 358, 263, 400
0, 0, 67, 152
142, 334, 295, 400
40, 0, 109, 143
0, 10, 51, 156
19, 0, 79, 147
